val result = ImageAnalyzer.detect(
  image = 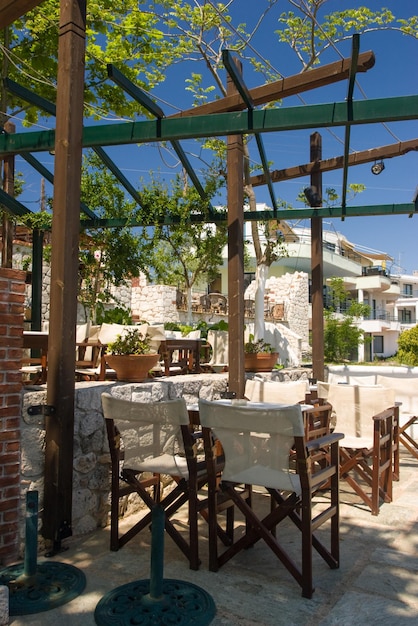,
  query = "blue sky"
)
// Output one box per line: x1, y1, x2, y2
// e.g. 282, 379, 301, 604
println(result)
14, 0, 418, 274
